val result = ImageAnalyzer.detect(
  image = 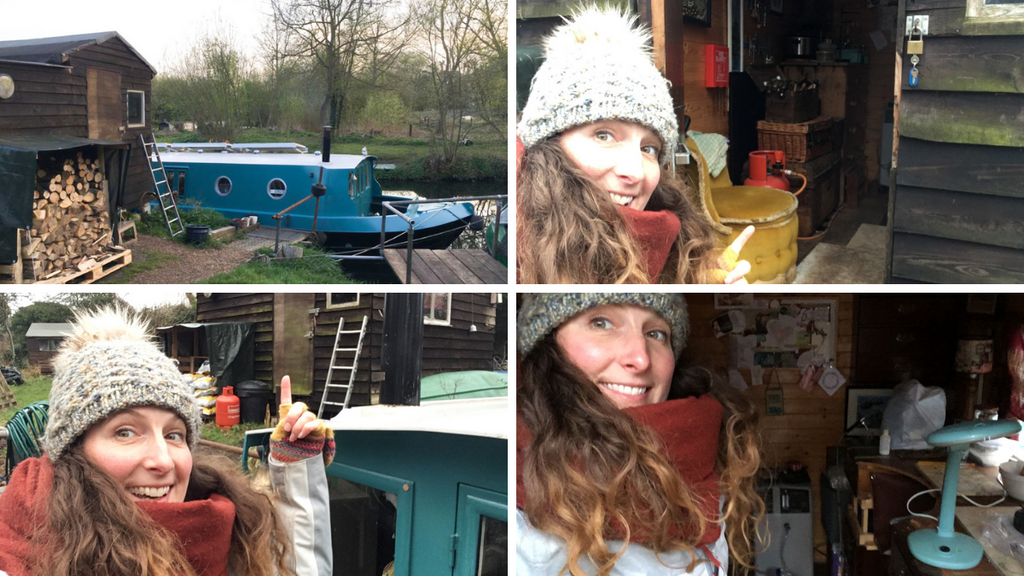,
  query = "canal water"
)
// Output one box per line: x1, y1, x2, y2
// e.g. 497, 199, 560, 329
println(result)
338, 178, 508, 283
